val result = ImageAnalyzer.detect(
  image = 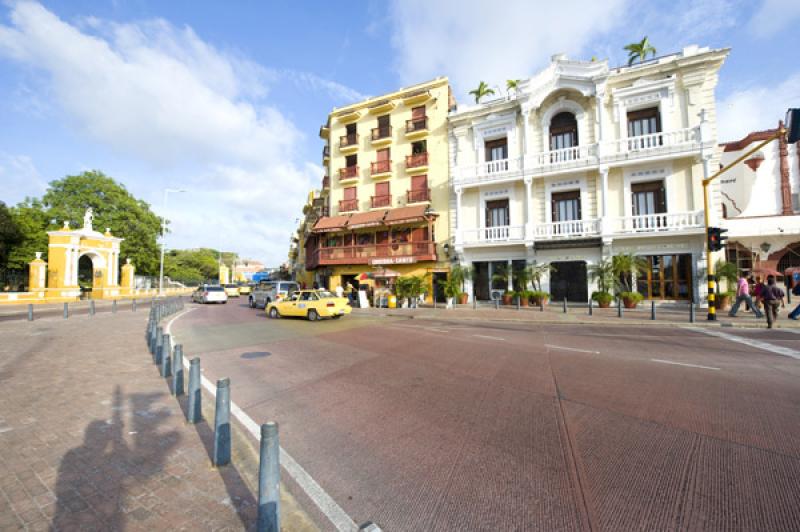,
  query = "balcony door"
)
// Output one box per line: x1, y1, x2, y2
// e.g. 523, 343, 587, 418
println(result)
485, 138, 508, 173
550, 112, 578, 161
627, 107, 662, 149
485, 199, 510, 240
551, 190, 582, 235
373, 181, 390, 208
631, 180, 666, 230
409, 174, 429, 203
